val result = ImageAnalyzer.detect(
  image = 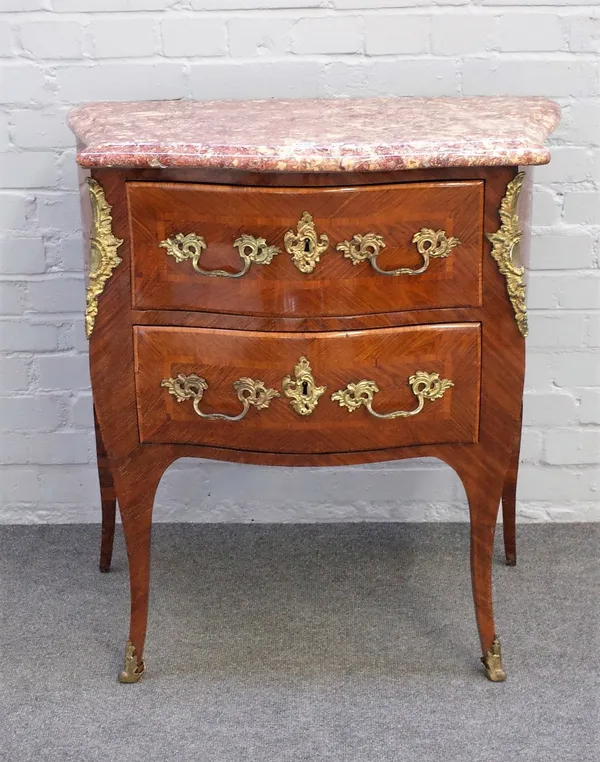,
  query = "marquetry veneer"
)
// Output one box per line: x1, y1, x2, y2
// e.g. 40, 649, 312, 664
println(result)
129, 180, 484, 315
